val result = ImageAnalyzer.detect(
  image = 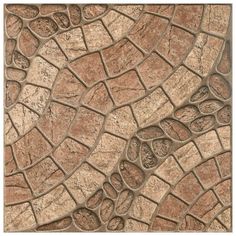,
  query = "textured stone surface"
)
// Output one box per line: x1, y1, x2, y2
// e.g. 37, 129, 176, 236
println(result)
4, 4, 232, 232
